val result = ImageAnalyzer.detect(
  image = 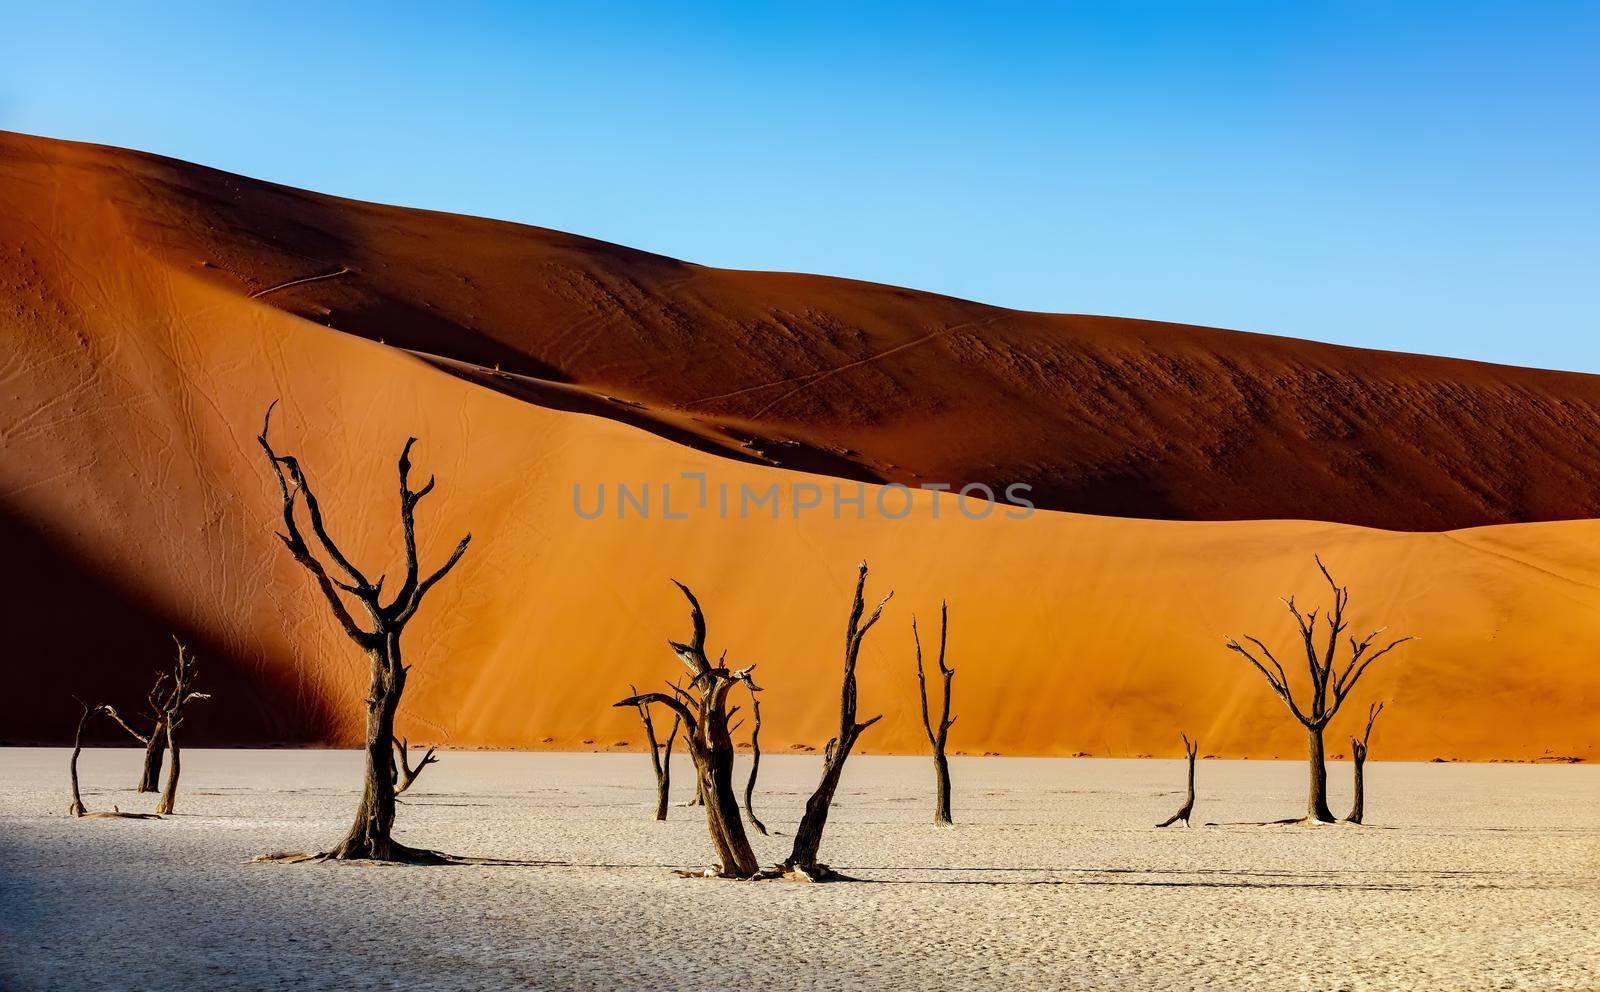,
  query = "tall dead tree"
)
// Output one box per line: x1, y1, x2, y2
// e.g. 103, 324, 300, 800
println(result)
1156, 733, 1198, 828
391, 737, 438, 796
616, 582, 762, 877
259, 402, 471, 862
913, 601, 956, 826
742, 680, 767, 835
785, 562, 892, 877
1225, 556, 1413, 823
153, 640, 209, 815
1345, 702, 1385, 824
629, 682, 680, 821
